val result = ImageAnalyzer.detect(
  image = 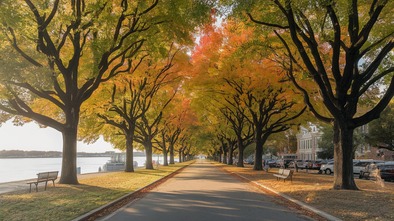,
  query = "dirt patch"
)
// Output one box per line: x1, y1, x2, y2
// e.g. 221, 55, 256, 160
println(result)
218, 163, 394, 221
